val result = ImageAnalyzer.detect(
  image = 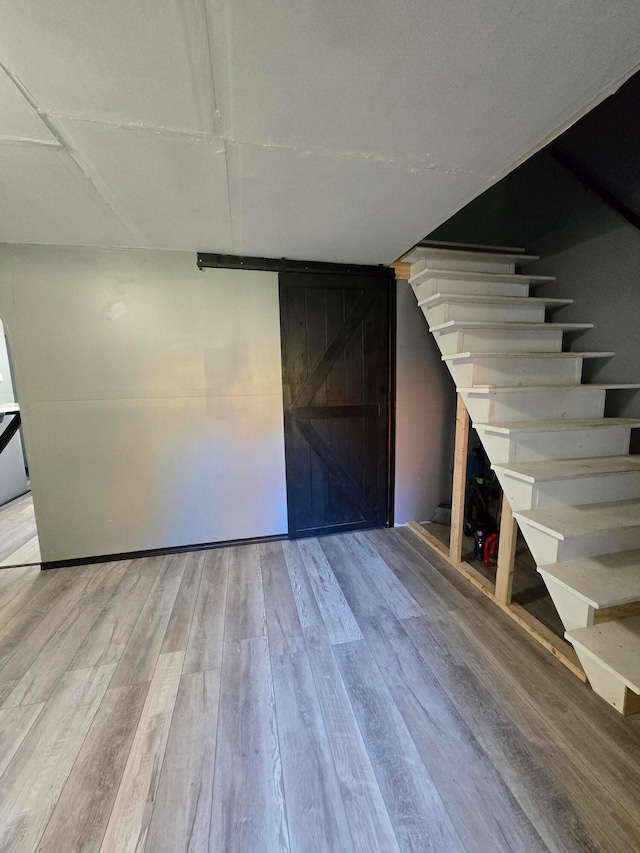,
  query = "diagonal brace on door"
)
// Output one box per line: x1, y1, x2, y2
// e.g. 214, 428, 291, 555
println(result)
293, 418, 376, 522
291, 286, 381, 410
